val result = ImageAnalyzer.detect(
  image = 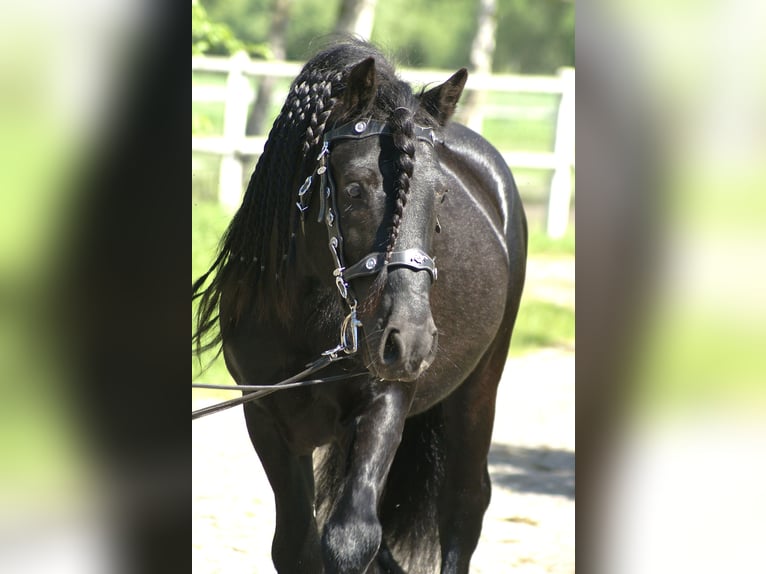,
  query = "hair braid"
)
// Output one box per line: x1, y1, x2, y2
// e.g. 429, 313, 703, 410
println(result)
301, 72, 342, 169
273, 72, 343, 281
221, 71, 333, 291
386, 106, 417, 262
